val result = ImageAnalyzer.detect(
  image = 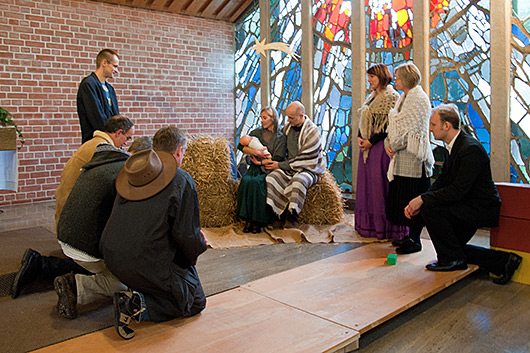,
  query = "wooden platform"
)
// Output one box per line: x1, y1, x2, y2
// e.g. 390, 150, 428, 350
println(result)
34, 288, 359, 353
243, 239, 477, 334
34, 240, 477, 352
